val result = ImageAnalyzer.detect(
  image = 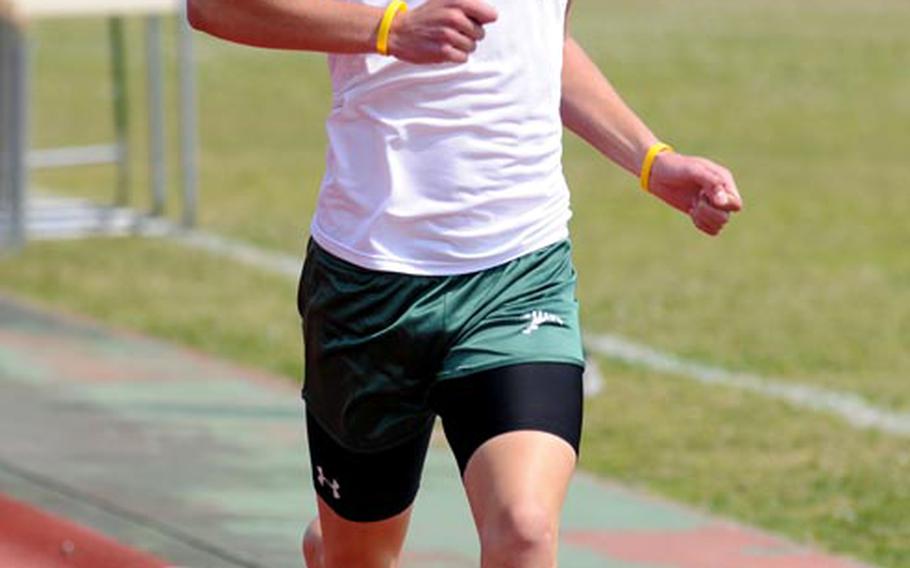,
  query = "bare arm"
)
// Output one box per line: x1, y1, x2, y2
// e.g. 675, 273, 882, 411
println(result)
560, 37, 658, 177
560, 12, 743, 235
188, 0, 497, 63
